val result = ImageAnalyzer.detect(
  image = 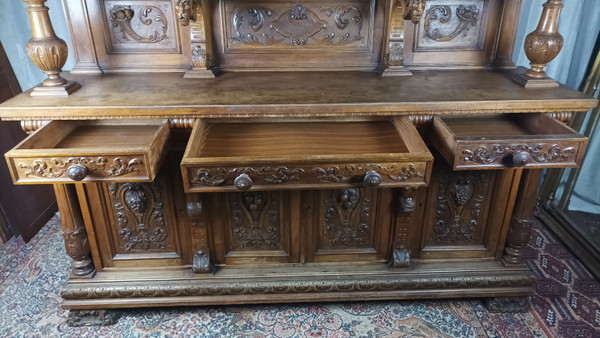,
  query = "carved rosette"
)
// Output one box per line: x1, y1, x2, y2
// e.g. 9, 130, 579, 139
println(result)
524, 0, 564, 79
108, 182, 172, 252
323, 189, 371, 249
